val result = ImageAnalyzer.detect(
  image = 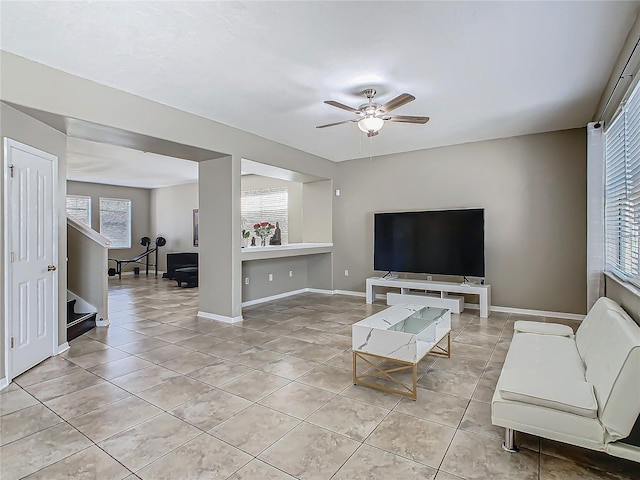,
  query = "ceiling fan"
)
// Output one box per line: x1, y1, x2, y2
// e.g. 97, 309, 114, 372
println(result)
317, 89, 430, 137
